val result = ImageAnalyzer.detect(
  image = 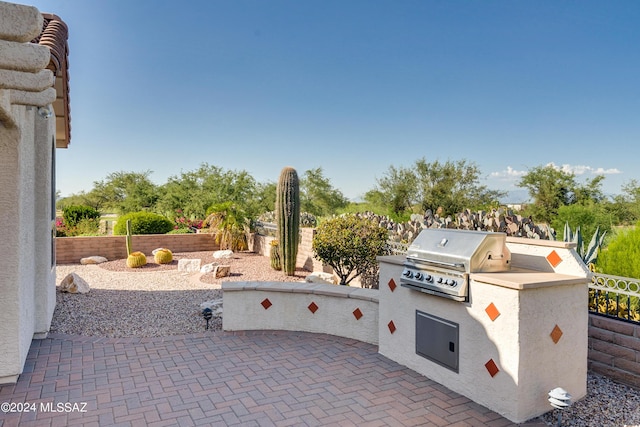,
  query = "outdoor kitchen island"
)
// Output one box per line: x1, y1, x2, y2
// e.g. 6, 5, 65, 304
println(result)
378, 232, 590, 424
